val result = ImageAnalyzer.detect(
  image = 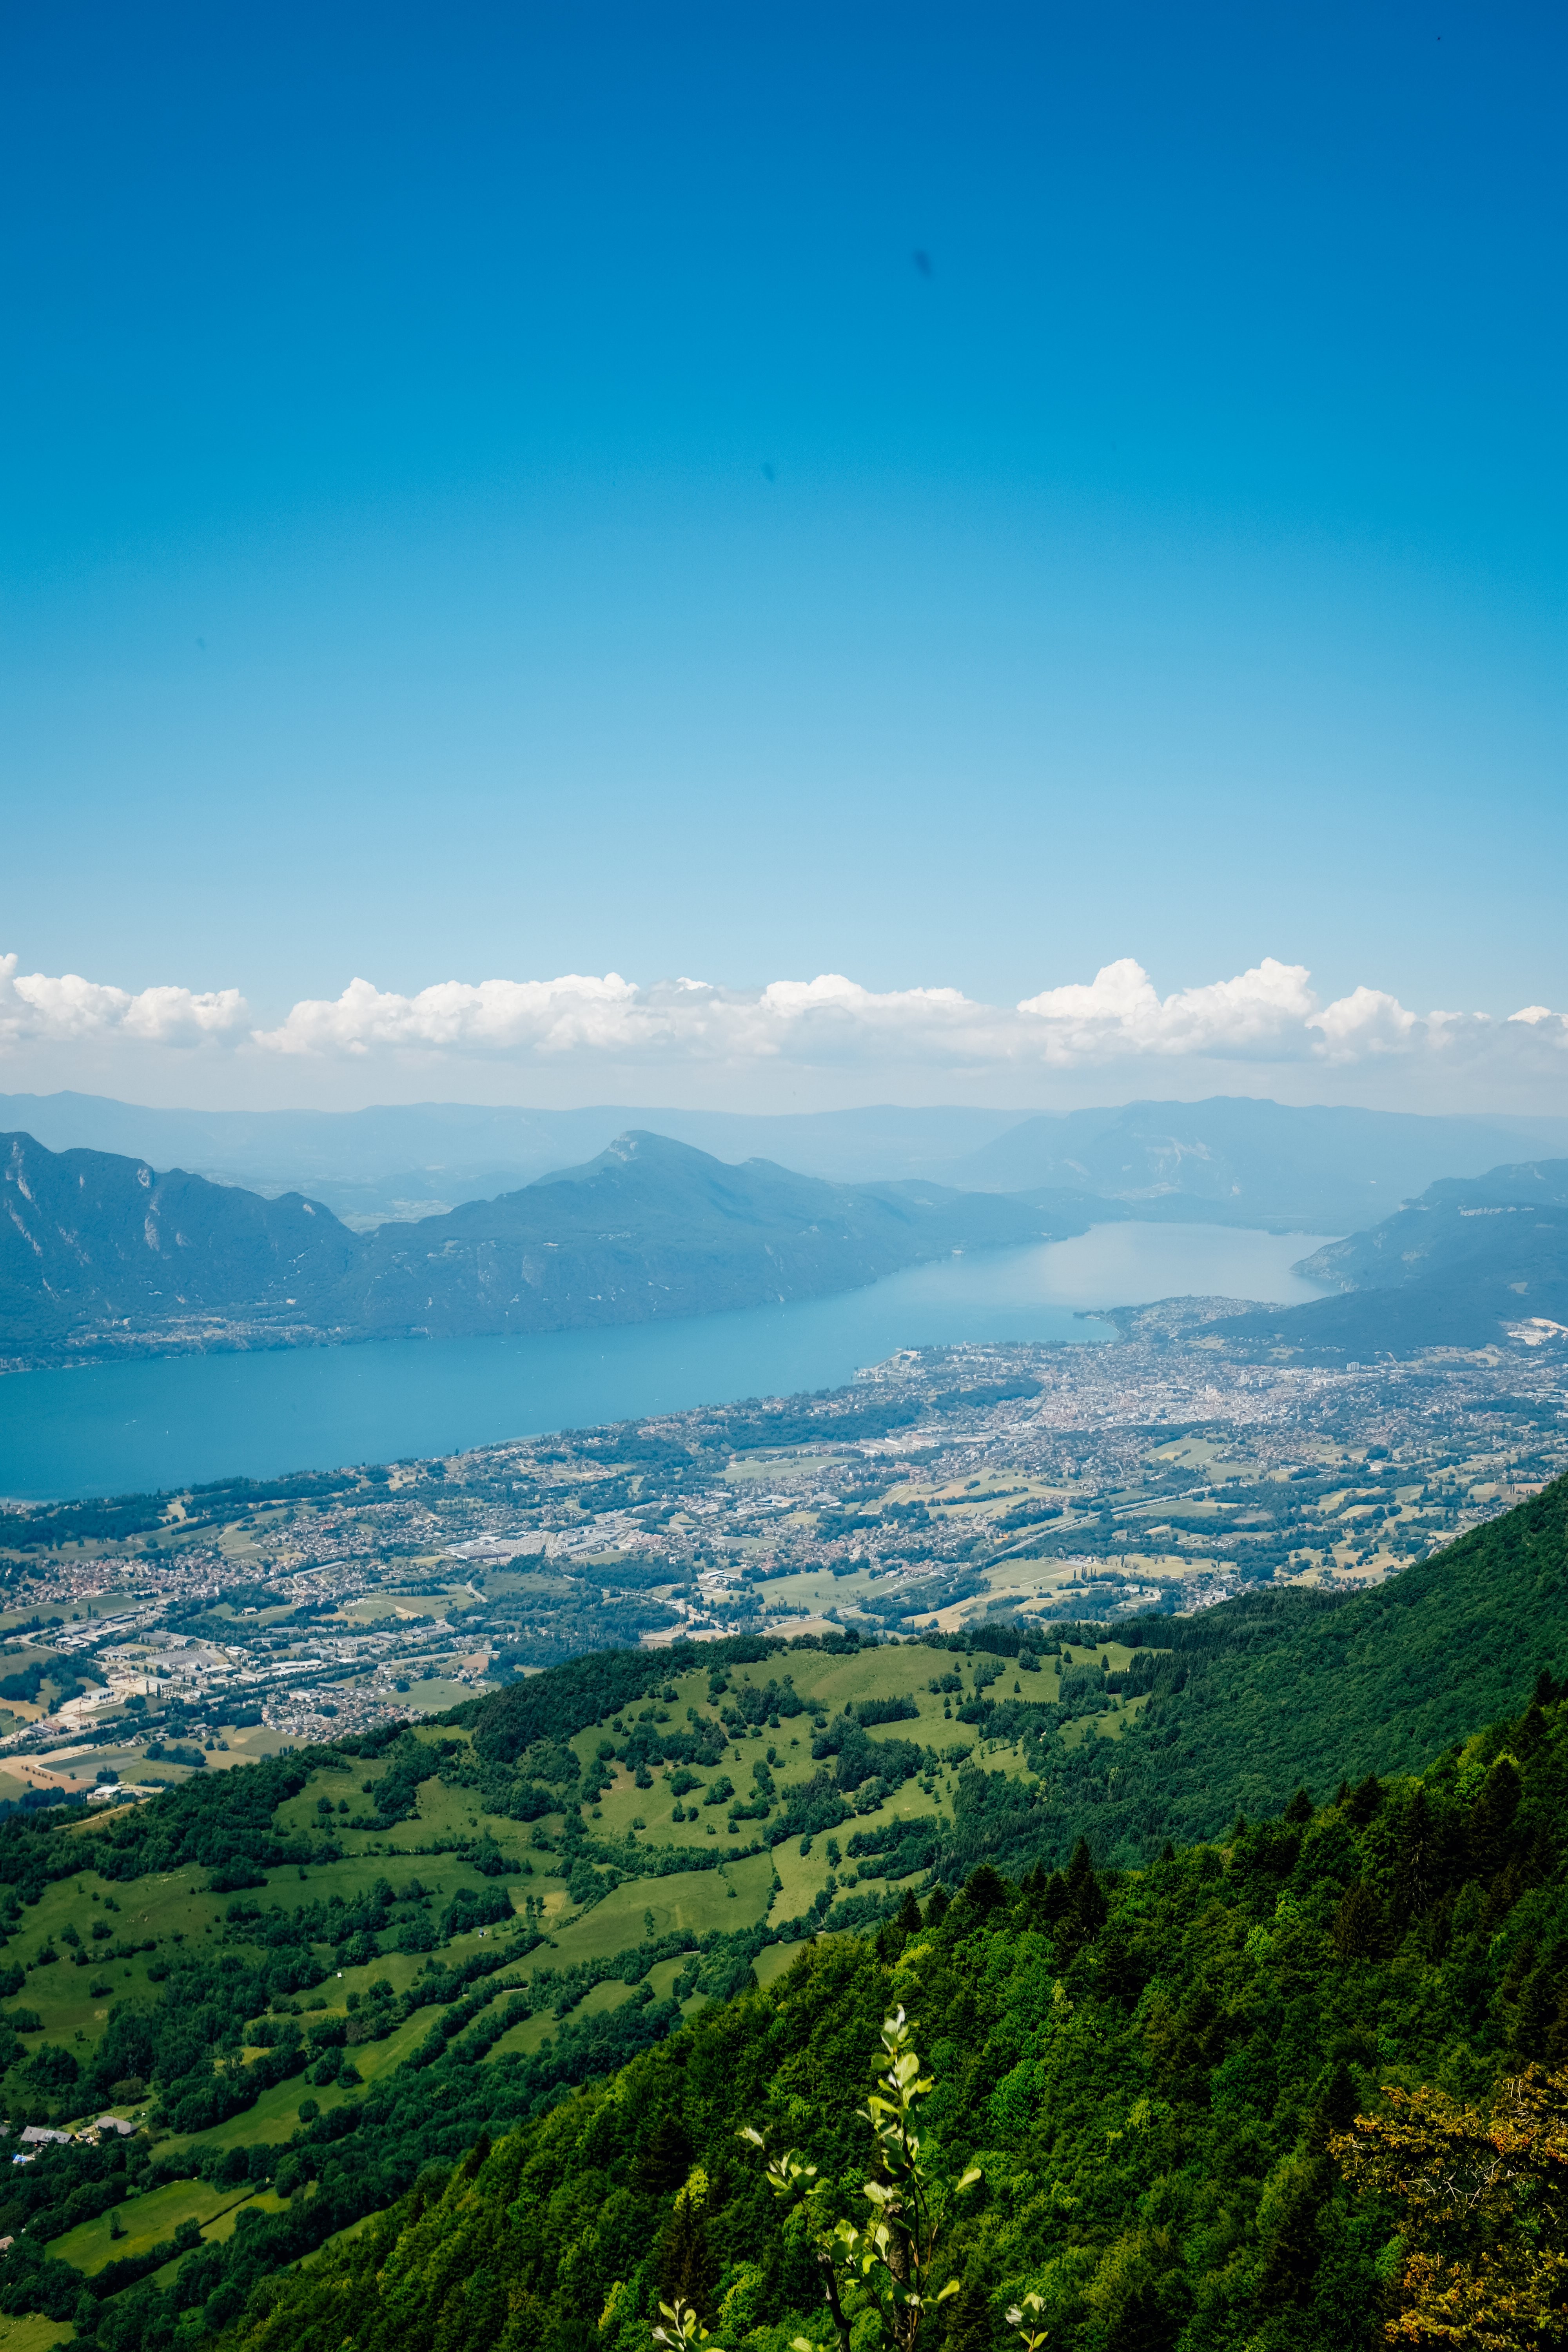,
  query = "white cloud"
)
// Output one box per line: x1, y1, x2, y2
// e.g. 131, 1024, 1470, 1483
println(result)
0, 955, 249, 1046
1017, 956, 1317, 1059
249, 957, 1568, 1081
254, 973, 643, 1057
254, 970, 999, 1065
1305, 984, 1421, 1060
3, 950, 1566, 1099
